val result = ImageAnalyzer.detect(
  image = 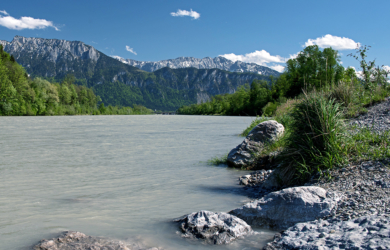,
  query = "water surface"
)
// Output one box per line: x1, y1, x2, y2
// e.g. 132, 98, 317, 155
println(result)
0, 115, 275, 249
